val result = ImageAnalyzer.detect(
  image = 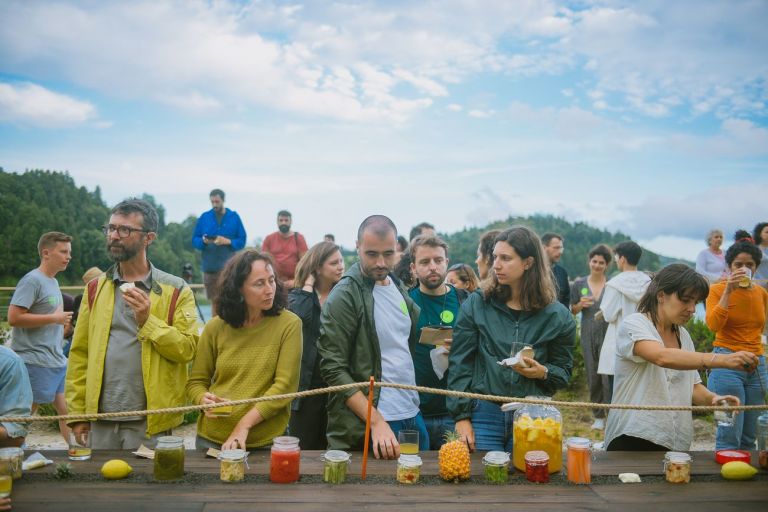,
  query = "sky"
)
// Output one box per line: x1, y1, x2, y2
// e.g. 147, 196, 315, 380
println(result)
0, 0, 766, 261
